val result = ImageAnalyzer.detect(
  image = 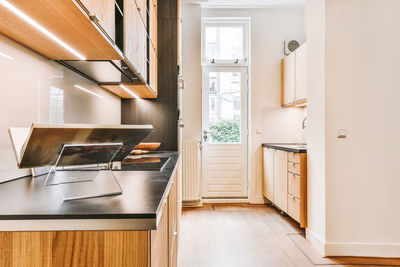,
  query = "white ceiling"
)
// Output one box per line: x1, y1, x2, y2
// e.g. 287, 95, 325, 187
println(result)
183, 0, 306, 9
